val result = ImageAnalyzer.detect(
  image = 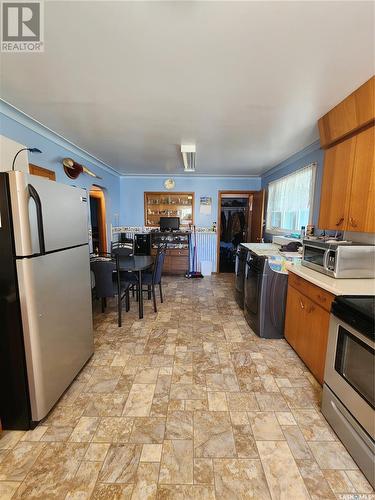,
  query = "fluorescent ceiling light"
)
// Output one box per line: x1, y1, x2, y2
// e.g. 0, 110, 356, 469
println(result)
181, 144, 196, 172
